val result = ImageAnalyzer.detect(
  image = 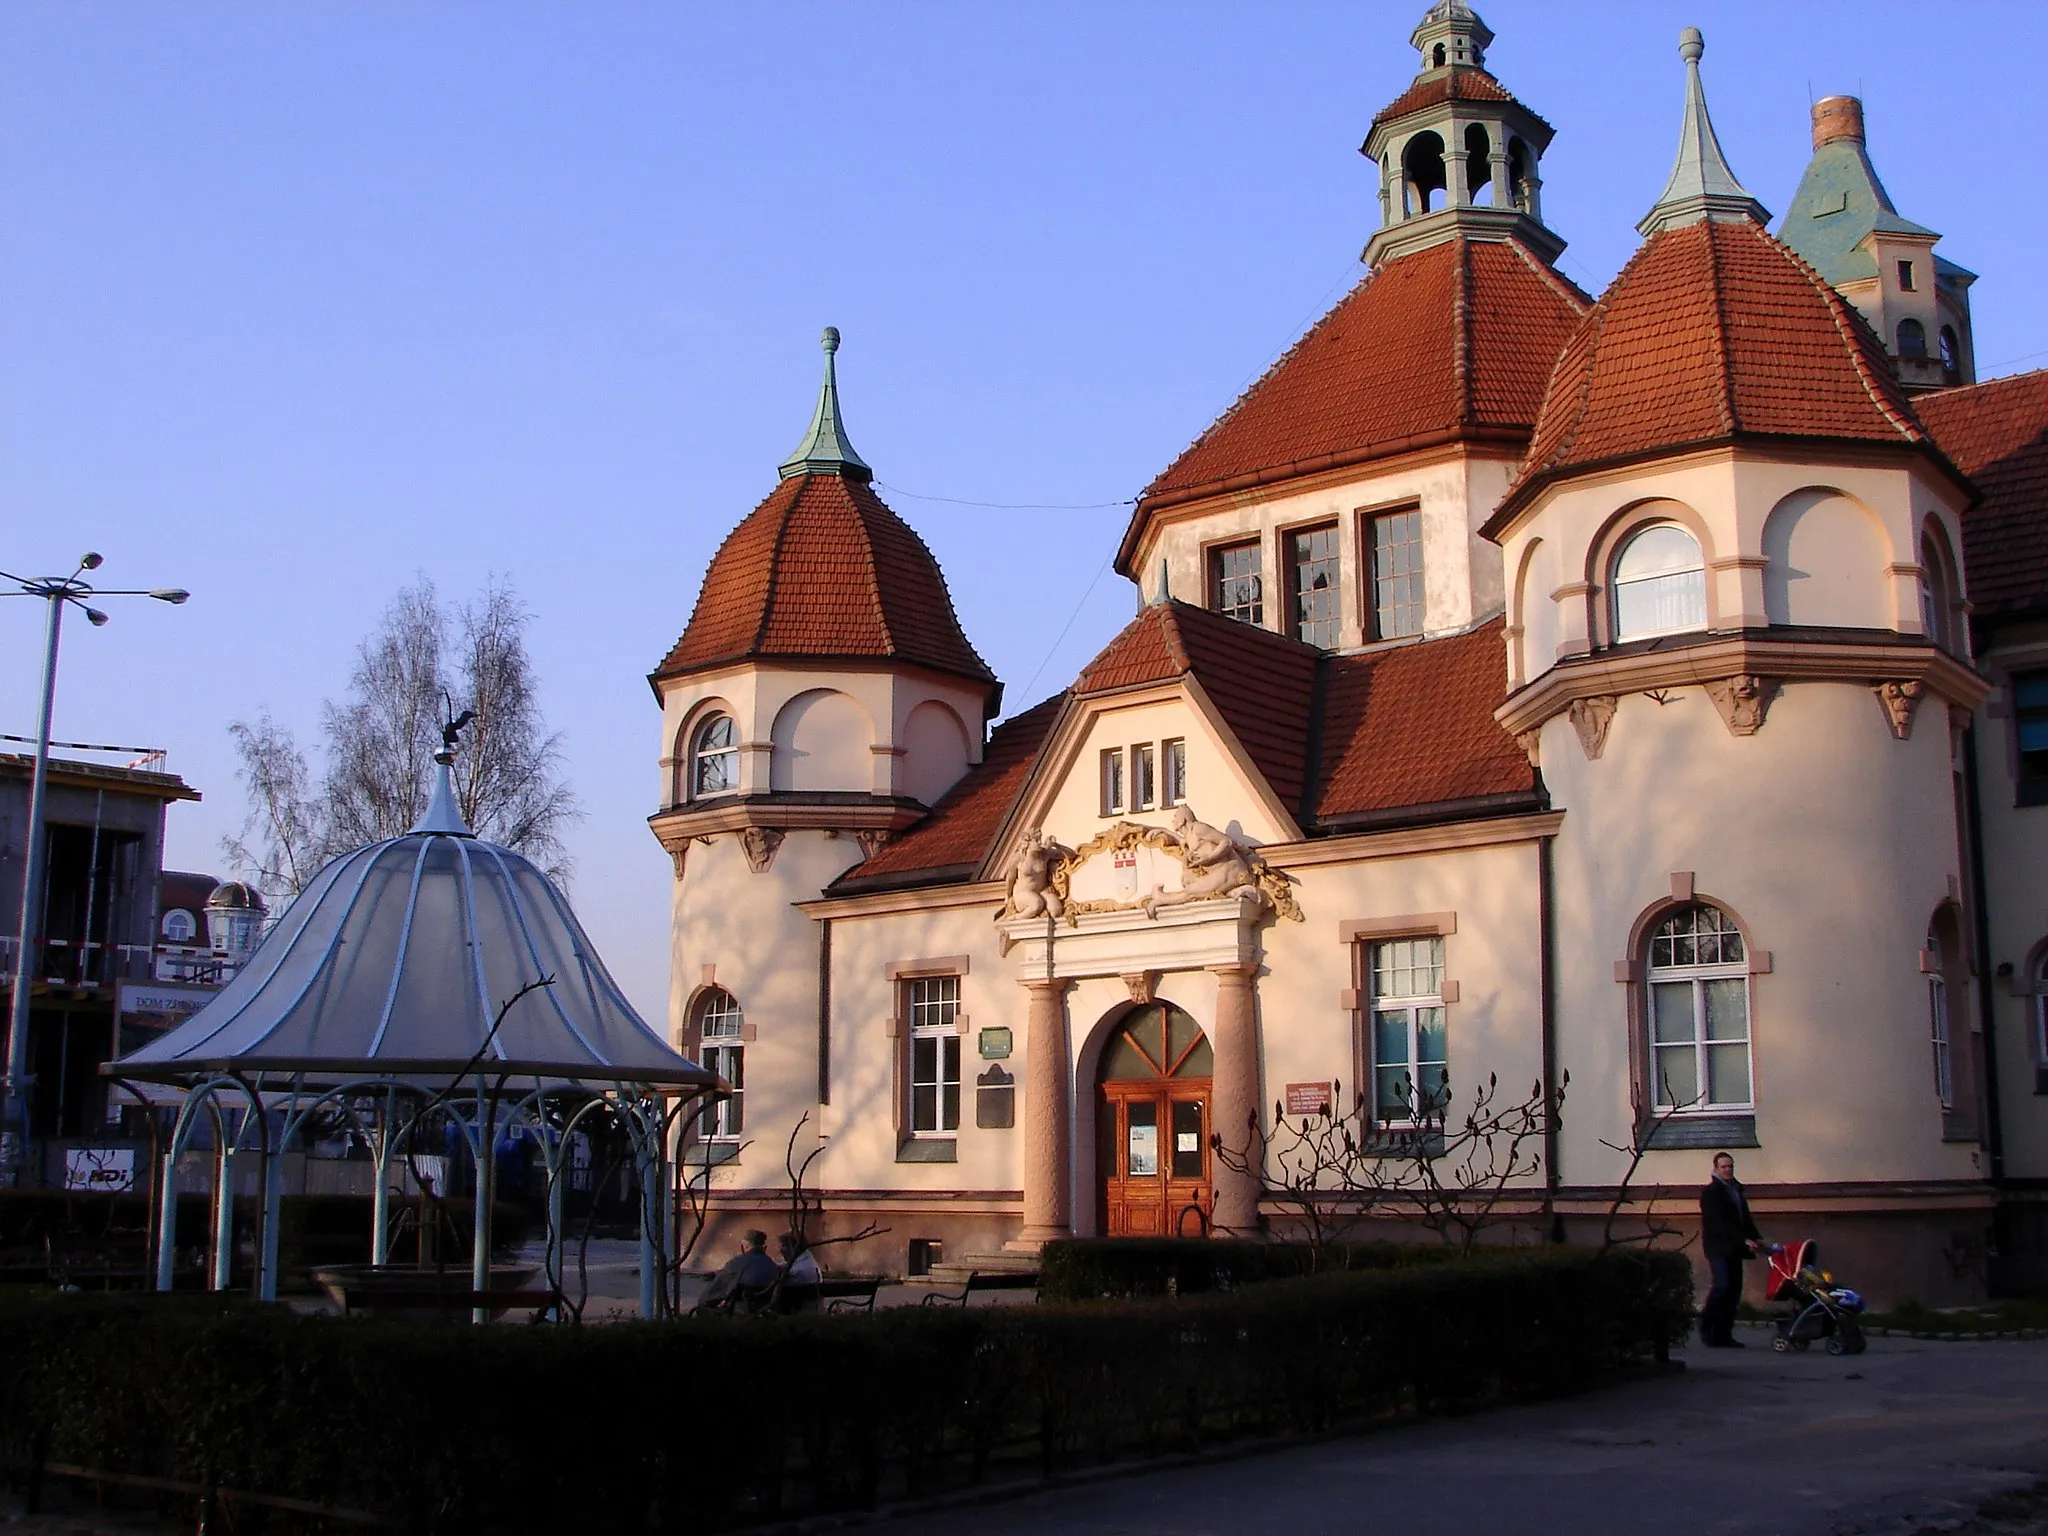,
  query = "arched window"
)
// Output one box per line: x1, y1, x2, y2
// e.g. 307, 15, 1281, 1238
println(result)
690, 713, 739, 799
1403, 132, 1446, 214
2033, 949, 2048, 1083
1919, 534, 1951, 649
1464, 123, 1491, 204
1646, 904, 1751, 1111
1897, 318, 1928, 359
162, 909, 195, 943
1508, 137, 1532, 212
1927, 928, 1953, 1108
1939, 325, 1960, 382
1611, 523, 1707, 641
696, 987, 745, 1139
1433, 41, 1447, 66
